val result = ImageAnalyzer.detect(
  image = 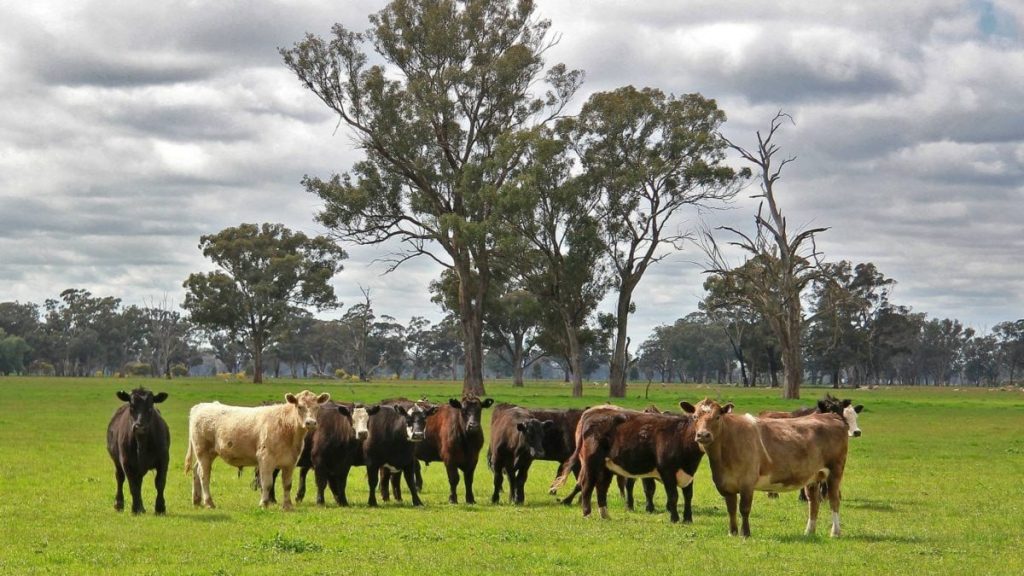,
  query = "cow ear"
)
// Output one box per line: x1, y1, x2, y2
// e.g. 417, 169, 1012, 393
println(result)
337, 405, 351, 417
679, 401, 696, 414
366, 404, 381, 415
817, 400, 829, 412
722, 403, 734, 414
517, 422, 527, 432
543, 420, 556, 430
392, 405, 408, 418
842, 399, 852, 408
854, 404, 864, 413
154, 392, 168, 403
317, 393, 331, 404
424, 405, 438, 416
448, 398, 462, 409
482, 398, 494, 408
285, 393, 298, 405
117, 390, 131, 402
